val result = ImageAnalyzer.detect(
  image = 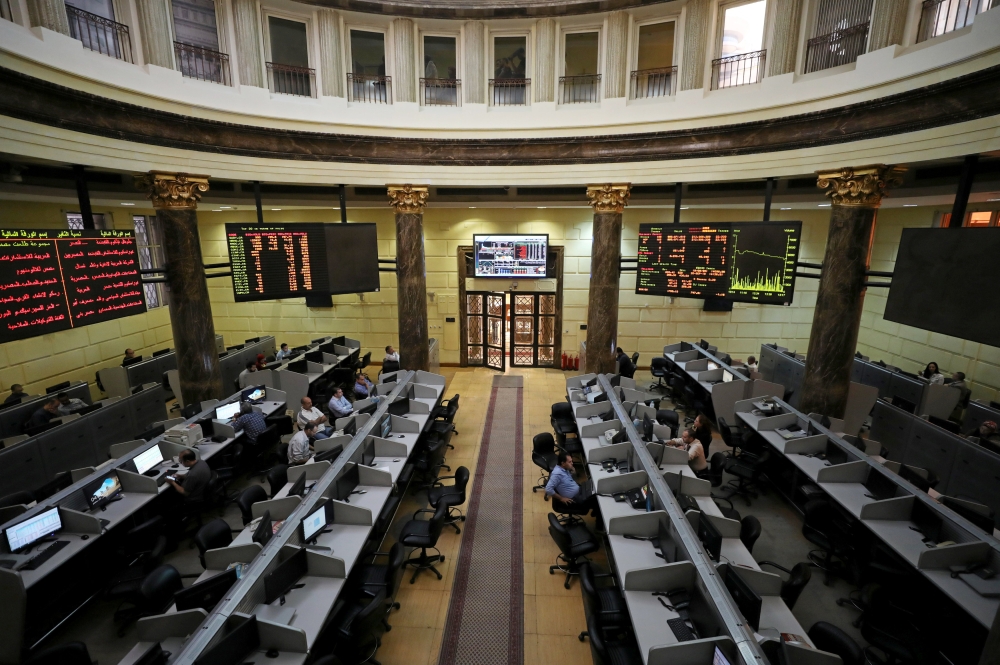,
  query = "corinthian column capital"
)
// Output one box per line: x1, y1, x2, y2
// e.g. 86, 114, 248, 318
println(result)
816, 165, 905, 207
387, 185, 429, 214
135, 172, 210, 210
586, 184, 631, 213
